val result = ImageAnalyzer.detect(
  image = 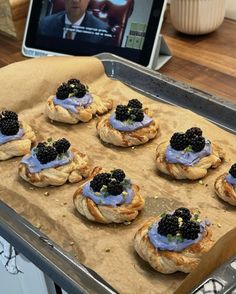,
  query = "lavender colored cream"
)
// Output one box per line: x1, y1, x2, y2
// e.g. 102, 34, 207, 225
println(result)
165, 140, 212, 166
82, 182, 134, 207
53, 94, 93, 113
226, 174, 236, 185
109, 113, 153, 132
0, 128, 24, 145
148, 220, 206, 252
21, 150, 73, 173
